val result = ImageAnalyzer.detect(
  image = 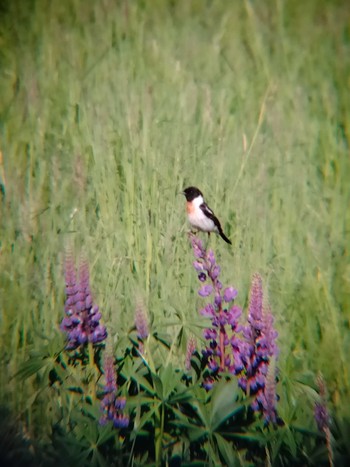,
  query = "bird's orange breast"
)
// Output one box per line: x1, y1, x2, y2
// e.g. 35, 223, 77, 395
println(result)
186, 201, 195, 214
